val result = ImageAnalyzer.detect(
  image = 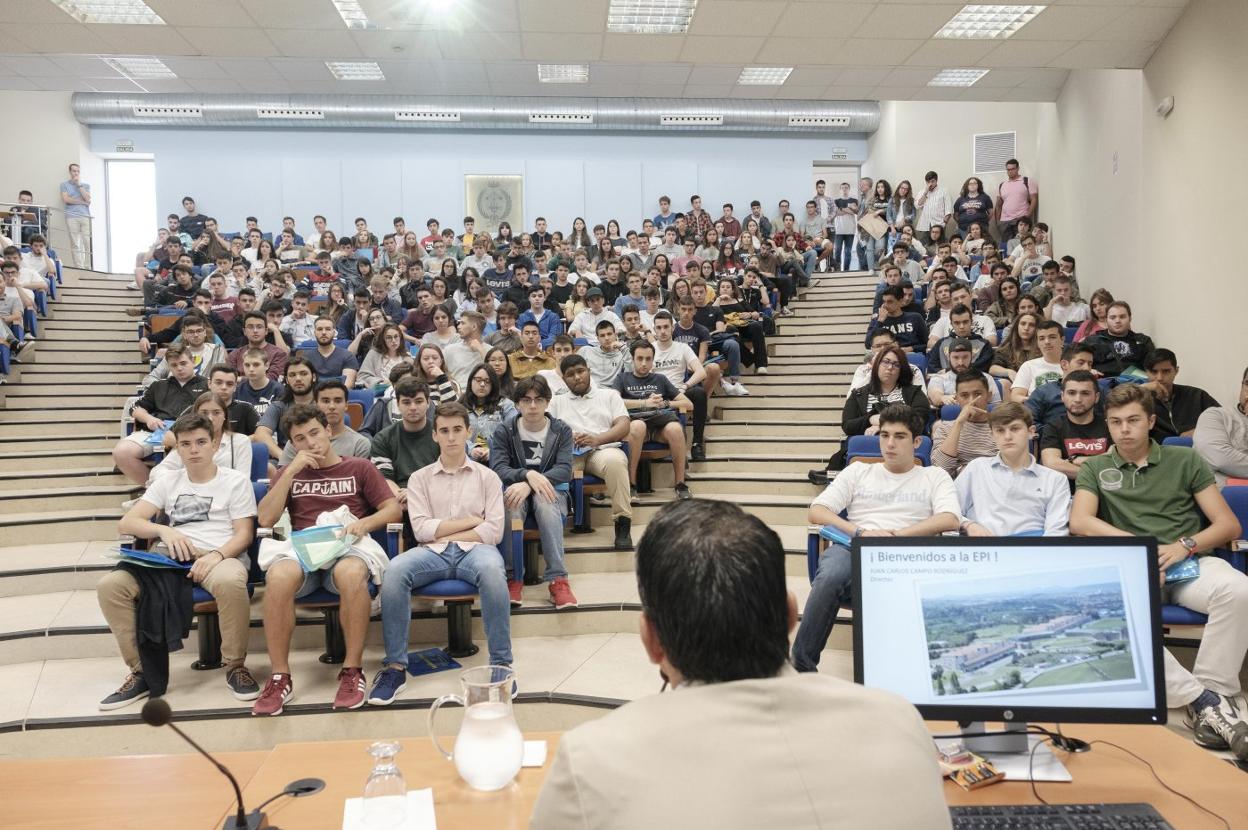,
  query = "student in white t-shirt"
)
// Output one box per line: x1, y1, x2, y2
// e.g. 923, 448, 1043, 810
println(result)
569, 288, 624, 346
650, 311, 709, 461
101, 411, 259, 710
792, 404, 960, 672
1044, 274, 1089, 327
1010, 319, 1065, 402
